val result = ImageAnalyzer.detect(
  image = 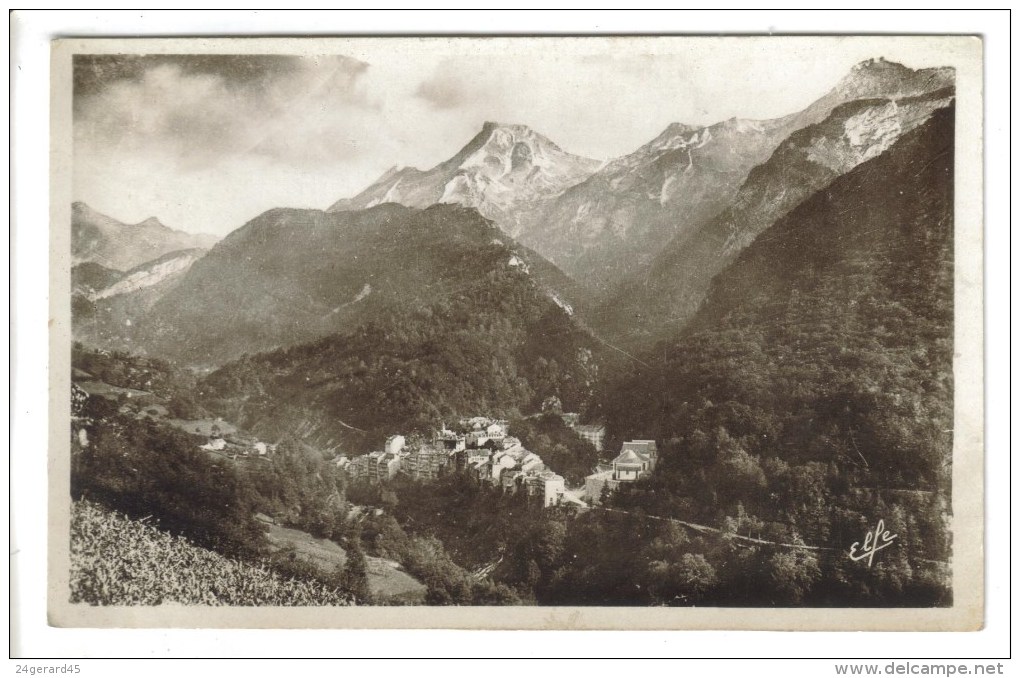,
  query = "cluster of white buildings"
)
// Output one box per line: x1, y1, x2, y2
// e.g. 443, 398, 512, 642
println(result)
199, 435, 275, 461
336, 417, 566, 507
